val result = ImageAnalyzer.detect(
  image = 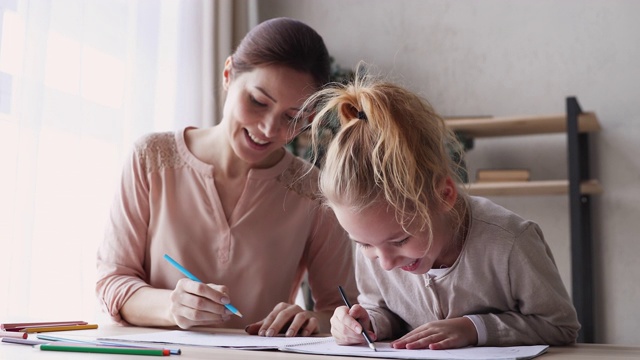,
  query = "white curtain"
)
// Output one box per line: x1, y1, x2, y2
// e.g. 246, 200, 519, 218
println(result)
0, 0, 254, 322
